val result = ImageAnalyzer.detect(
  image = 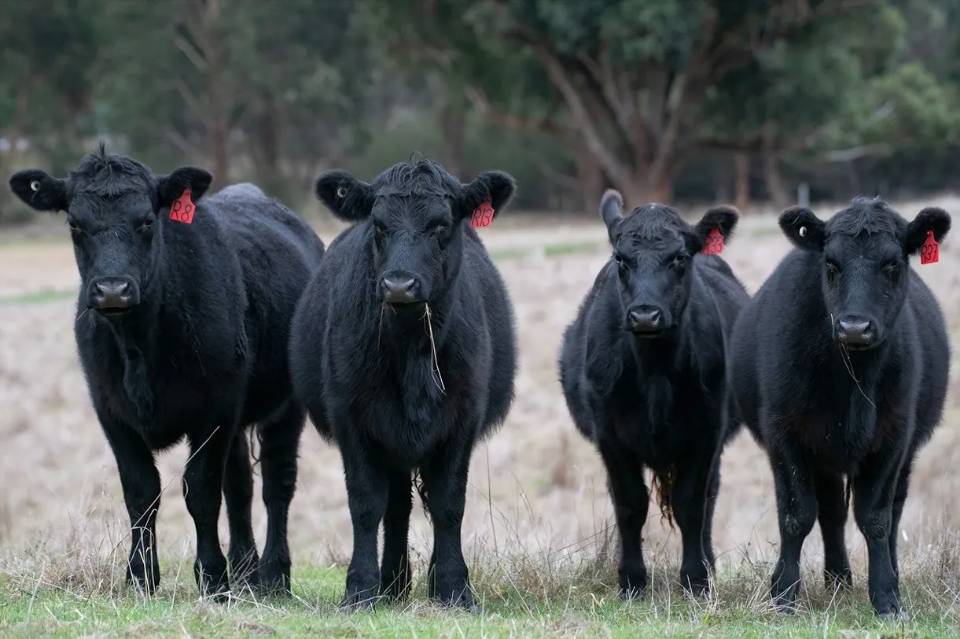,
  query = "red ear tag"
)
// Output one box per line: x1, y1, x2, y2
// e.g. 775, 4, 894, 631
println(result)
701, 227, 724, 256
169, 188, 196, 224
470, 198, 495, 229
920, 229, 939, 265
